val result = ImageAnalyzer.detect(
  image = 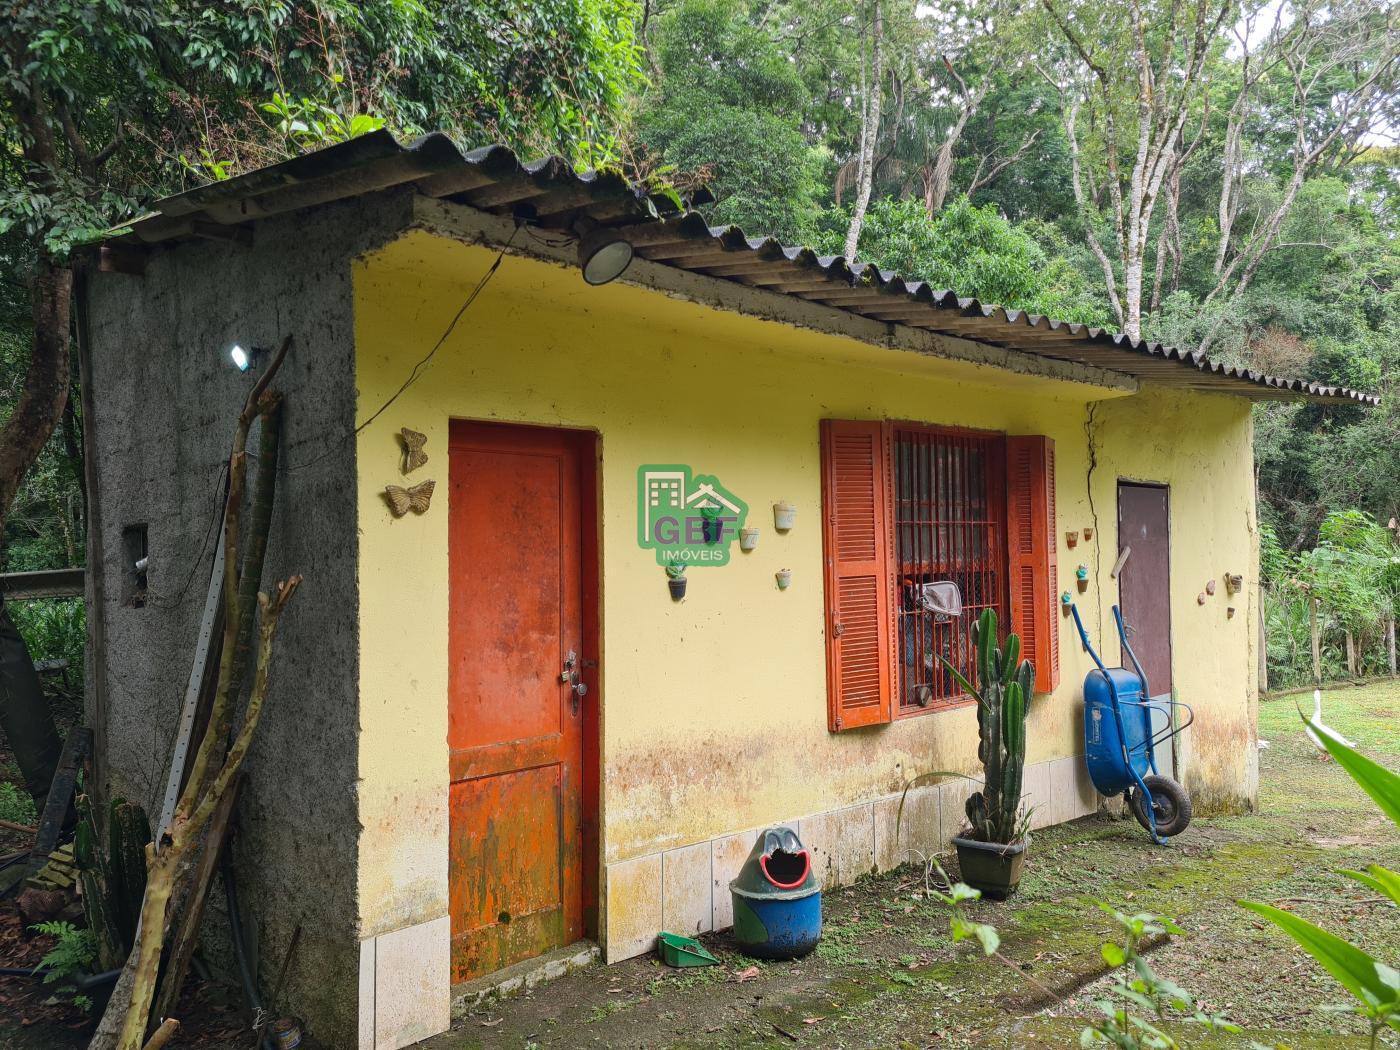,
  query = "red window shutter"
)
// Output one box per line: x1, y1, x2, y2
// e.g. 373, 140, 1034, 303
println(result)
821, 420, 896, 730
1006, 436, 1059, 693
